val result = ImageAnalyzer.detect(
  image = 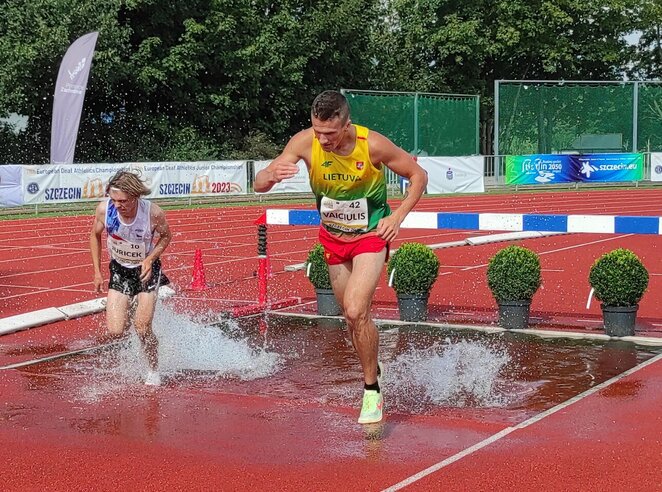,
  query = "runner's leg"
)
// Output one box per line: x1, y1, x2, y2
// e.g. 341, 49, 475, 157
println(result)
134, 290, 159, 371
106, 289, 131, 336
329, 249, 386, 385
